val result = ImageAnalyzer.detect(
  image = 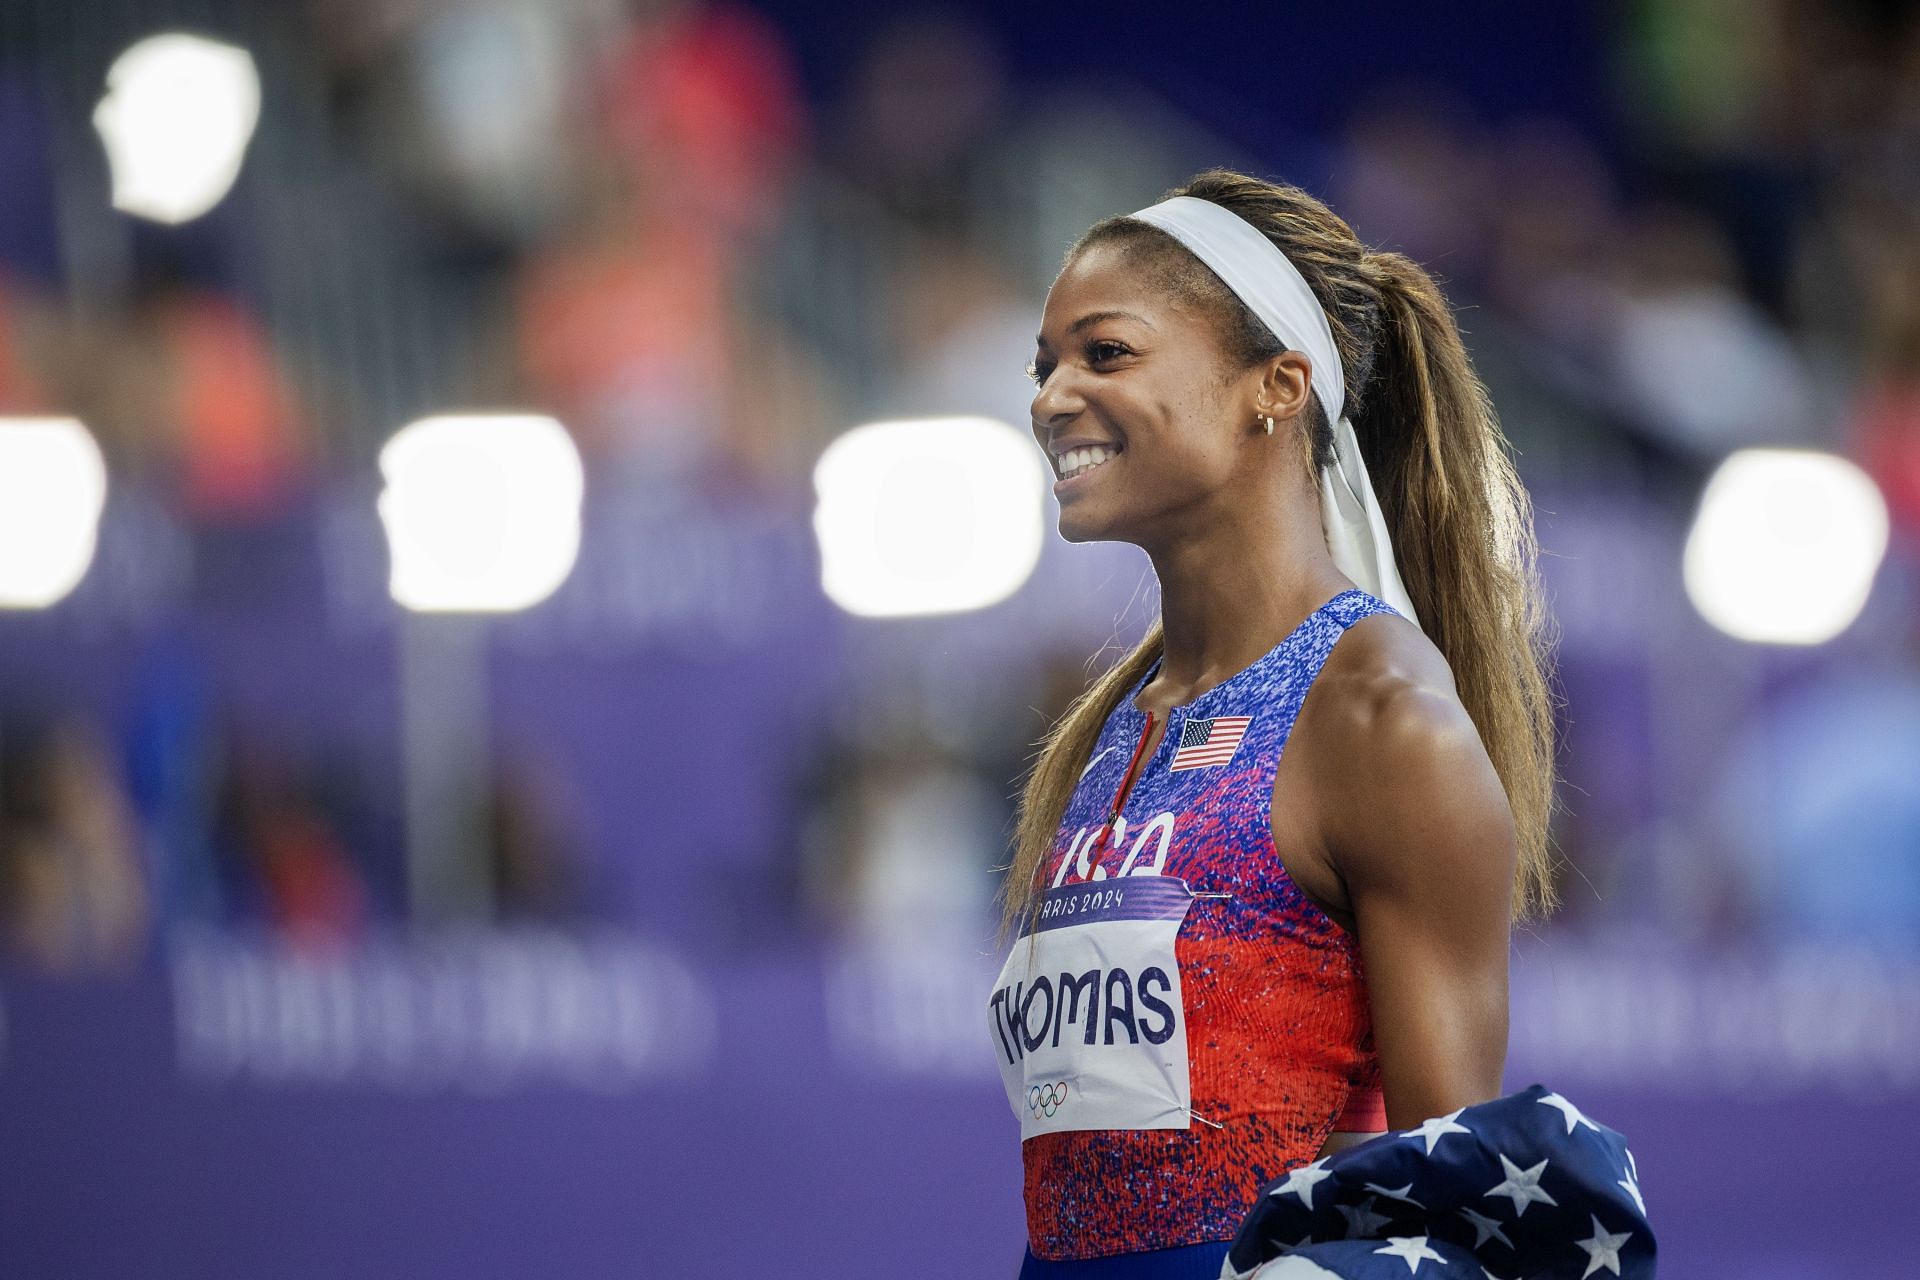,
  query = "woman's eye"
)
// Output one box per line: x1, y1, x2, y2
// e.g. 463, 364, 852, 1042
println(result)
1026, 342, 1126, 386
